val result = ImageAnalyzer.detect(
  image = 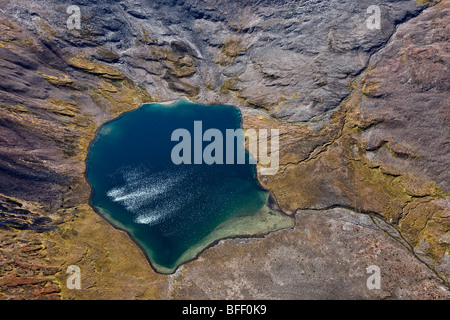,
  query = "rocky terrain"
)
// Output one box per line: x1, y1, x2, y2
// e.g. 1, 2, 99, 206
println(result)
0, 0, 448, 299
